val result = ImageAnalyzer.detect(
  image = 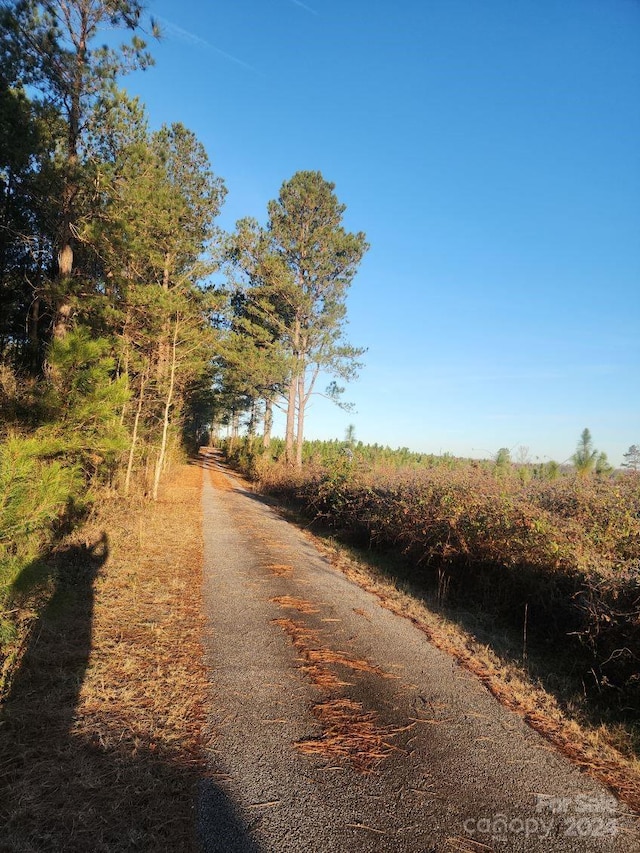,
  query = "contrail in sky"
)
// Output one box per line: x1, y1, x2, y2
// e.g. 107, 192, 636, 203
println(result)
288, 0, 319, 15
158, 16, 256, 71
